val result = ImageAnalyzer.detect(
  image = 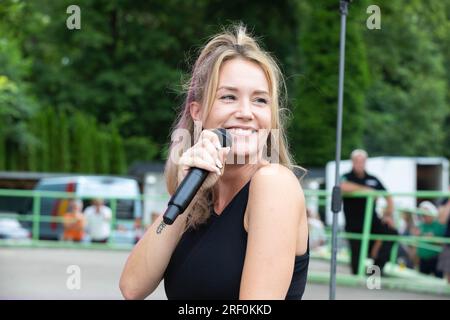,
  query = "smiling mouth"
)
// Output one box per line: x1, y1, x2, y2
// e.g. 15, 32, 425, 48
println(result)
226, 127, 257, 136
